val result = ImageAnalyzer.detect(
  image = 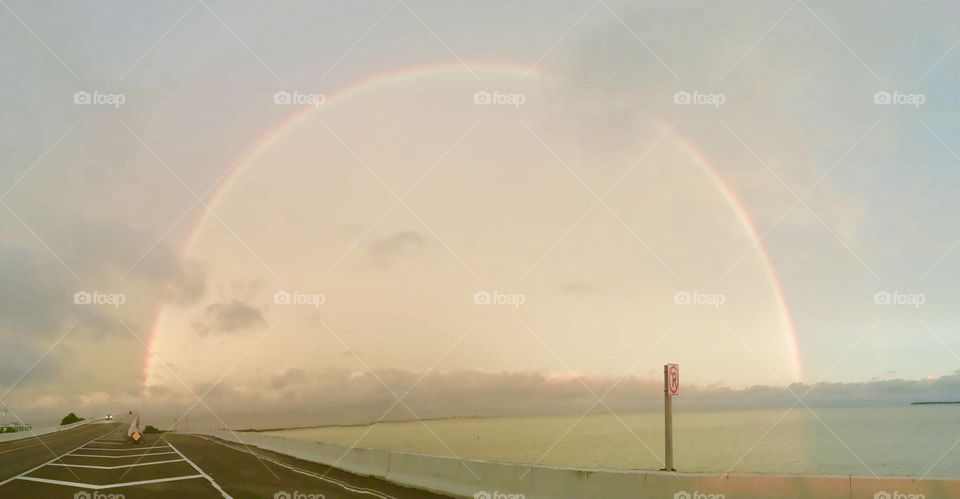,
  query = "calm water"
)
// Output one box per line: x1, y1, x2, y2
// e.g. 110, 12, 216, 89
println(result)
267, 406, 960, 477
